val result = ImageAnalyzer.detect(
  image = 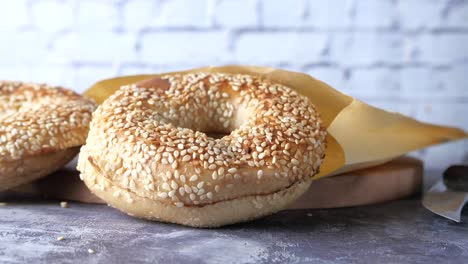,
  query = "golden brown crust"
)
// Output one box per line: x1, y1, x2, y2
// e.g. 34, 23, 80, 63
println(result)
135, 77, 170, 90
78, 72, 326, 226
0, 81, 96, 189
83, 160, 313, 227
0, 148, 79, 191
